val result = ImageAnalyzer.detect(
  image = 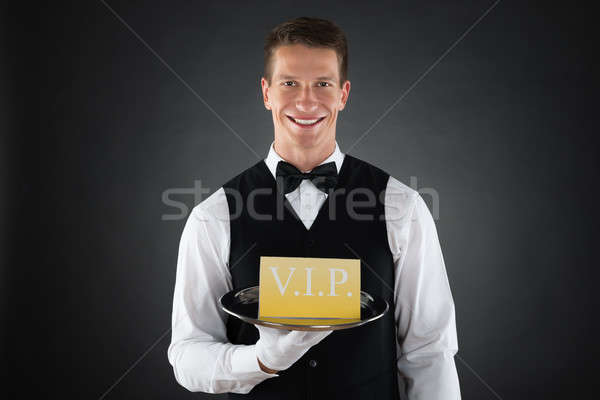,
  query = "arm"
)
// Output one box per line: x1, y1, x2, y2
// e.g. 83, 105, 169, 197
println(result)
167, 188, 278, 394
385, 177, 461, 400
